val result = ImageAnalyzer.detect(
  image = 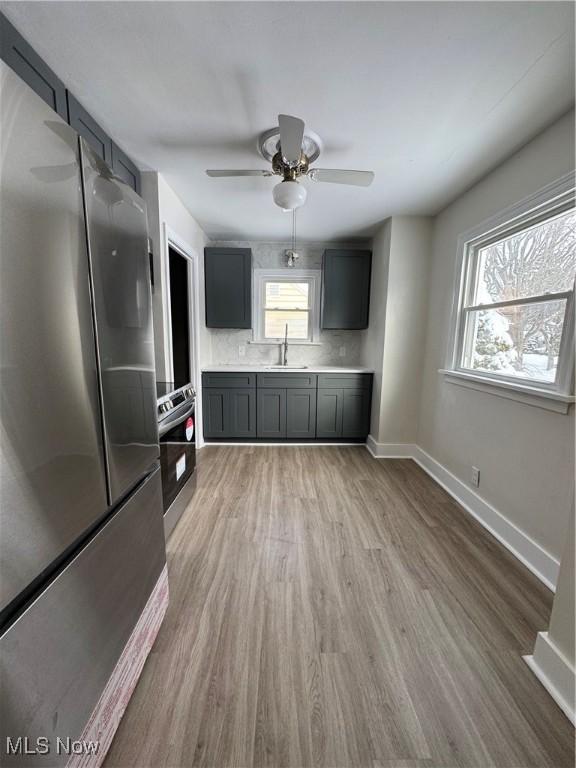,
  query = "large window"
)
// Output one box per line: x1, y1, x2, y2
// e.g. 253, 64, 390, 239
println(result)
447, 177, 575, 403
253, 269, 321, 343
